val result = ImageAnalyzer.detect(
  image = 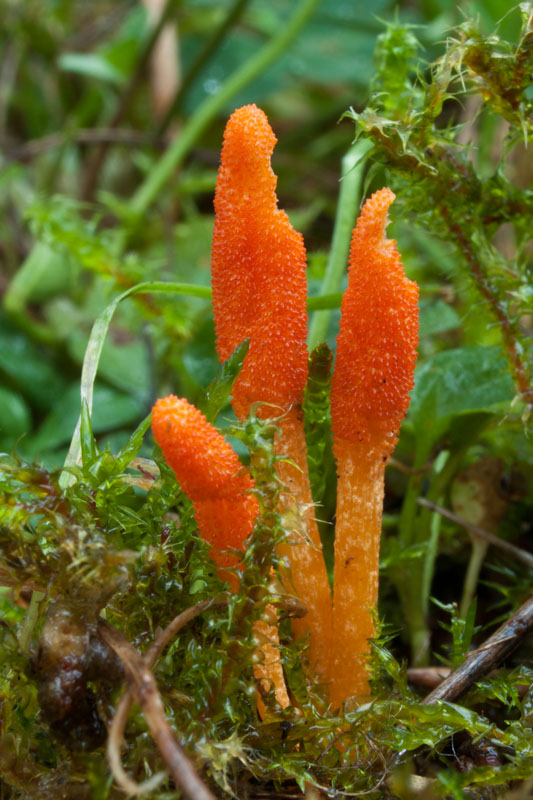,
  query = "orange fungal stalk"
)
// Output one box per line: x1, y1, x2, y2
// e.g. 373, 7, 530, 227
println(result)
211, 104, 332, 681
329, 188, 419, 708
151, 394, 289, 710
